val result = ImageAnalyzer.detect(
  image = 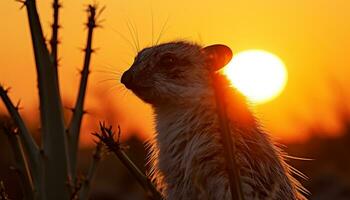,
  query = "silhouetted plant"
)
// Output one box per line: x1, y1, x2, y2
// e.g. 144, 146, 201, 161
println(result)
0, 1, 163, 199
0, 0, 102, 199
93, 122, 163, 200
